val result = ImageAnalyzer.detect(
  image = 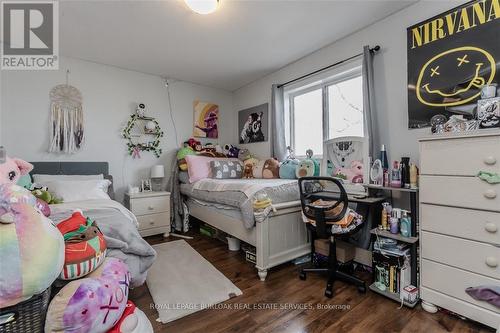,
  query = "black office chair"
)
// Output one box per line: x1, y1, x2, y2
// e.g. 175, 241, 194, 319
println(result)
298, 177, 366, 298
